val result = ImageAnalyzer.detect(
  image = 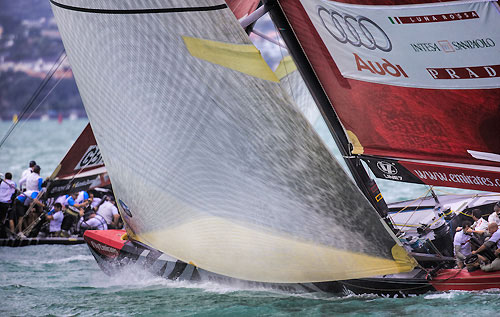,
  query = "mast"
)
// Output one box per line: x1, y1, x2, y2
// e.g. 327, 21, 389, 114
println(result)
264, 0, 390, 221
